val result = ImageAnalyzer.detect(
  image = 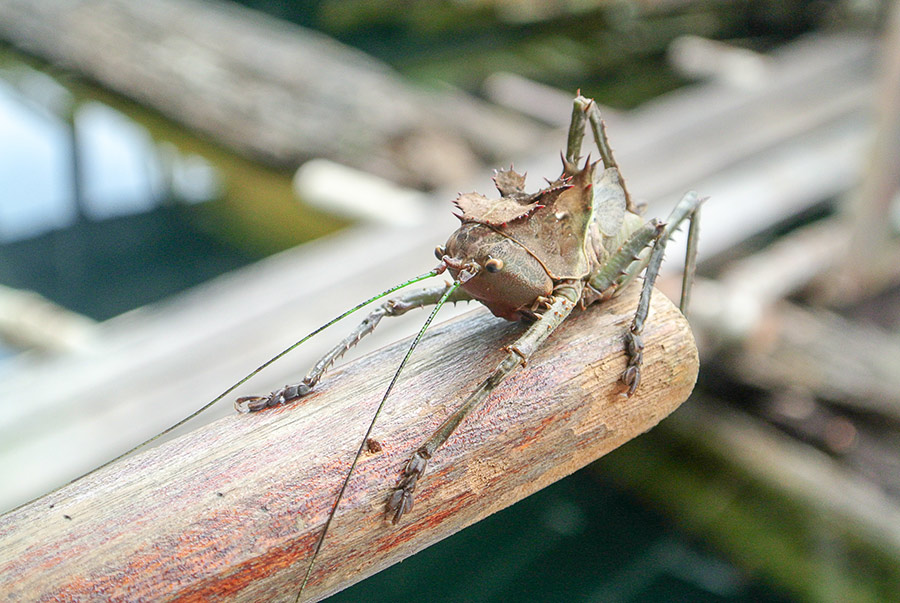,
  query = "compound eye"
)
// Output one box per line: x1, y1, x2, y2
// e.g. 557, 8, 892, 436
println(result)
485, 258, 504, 273
434, 245, 446, 260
